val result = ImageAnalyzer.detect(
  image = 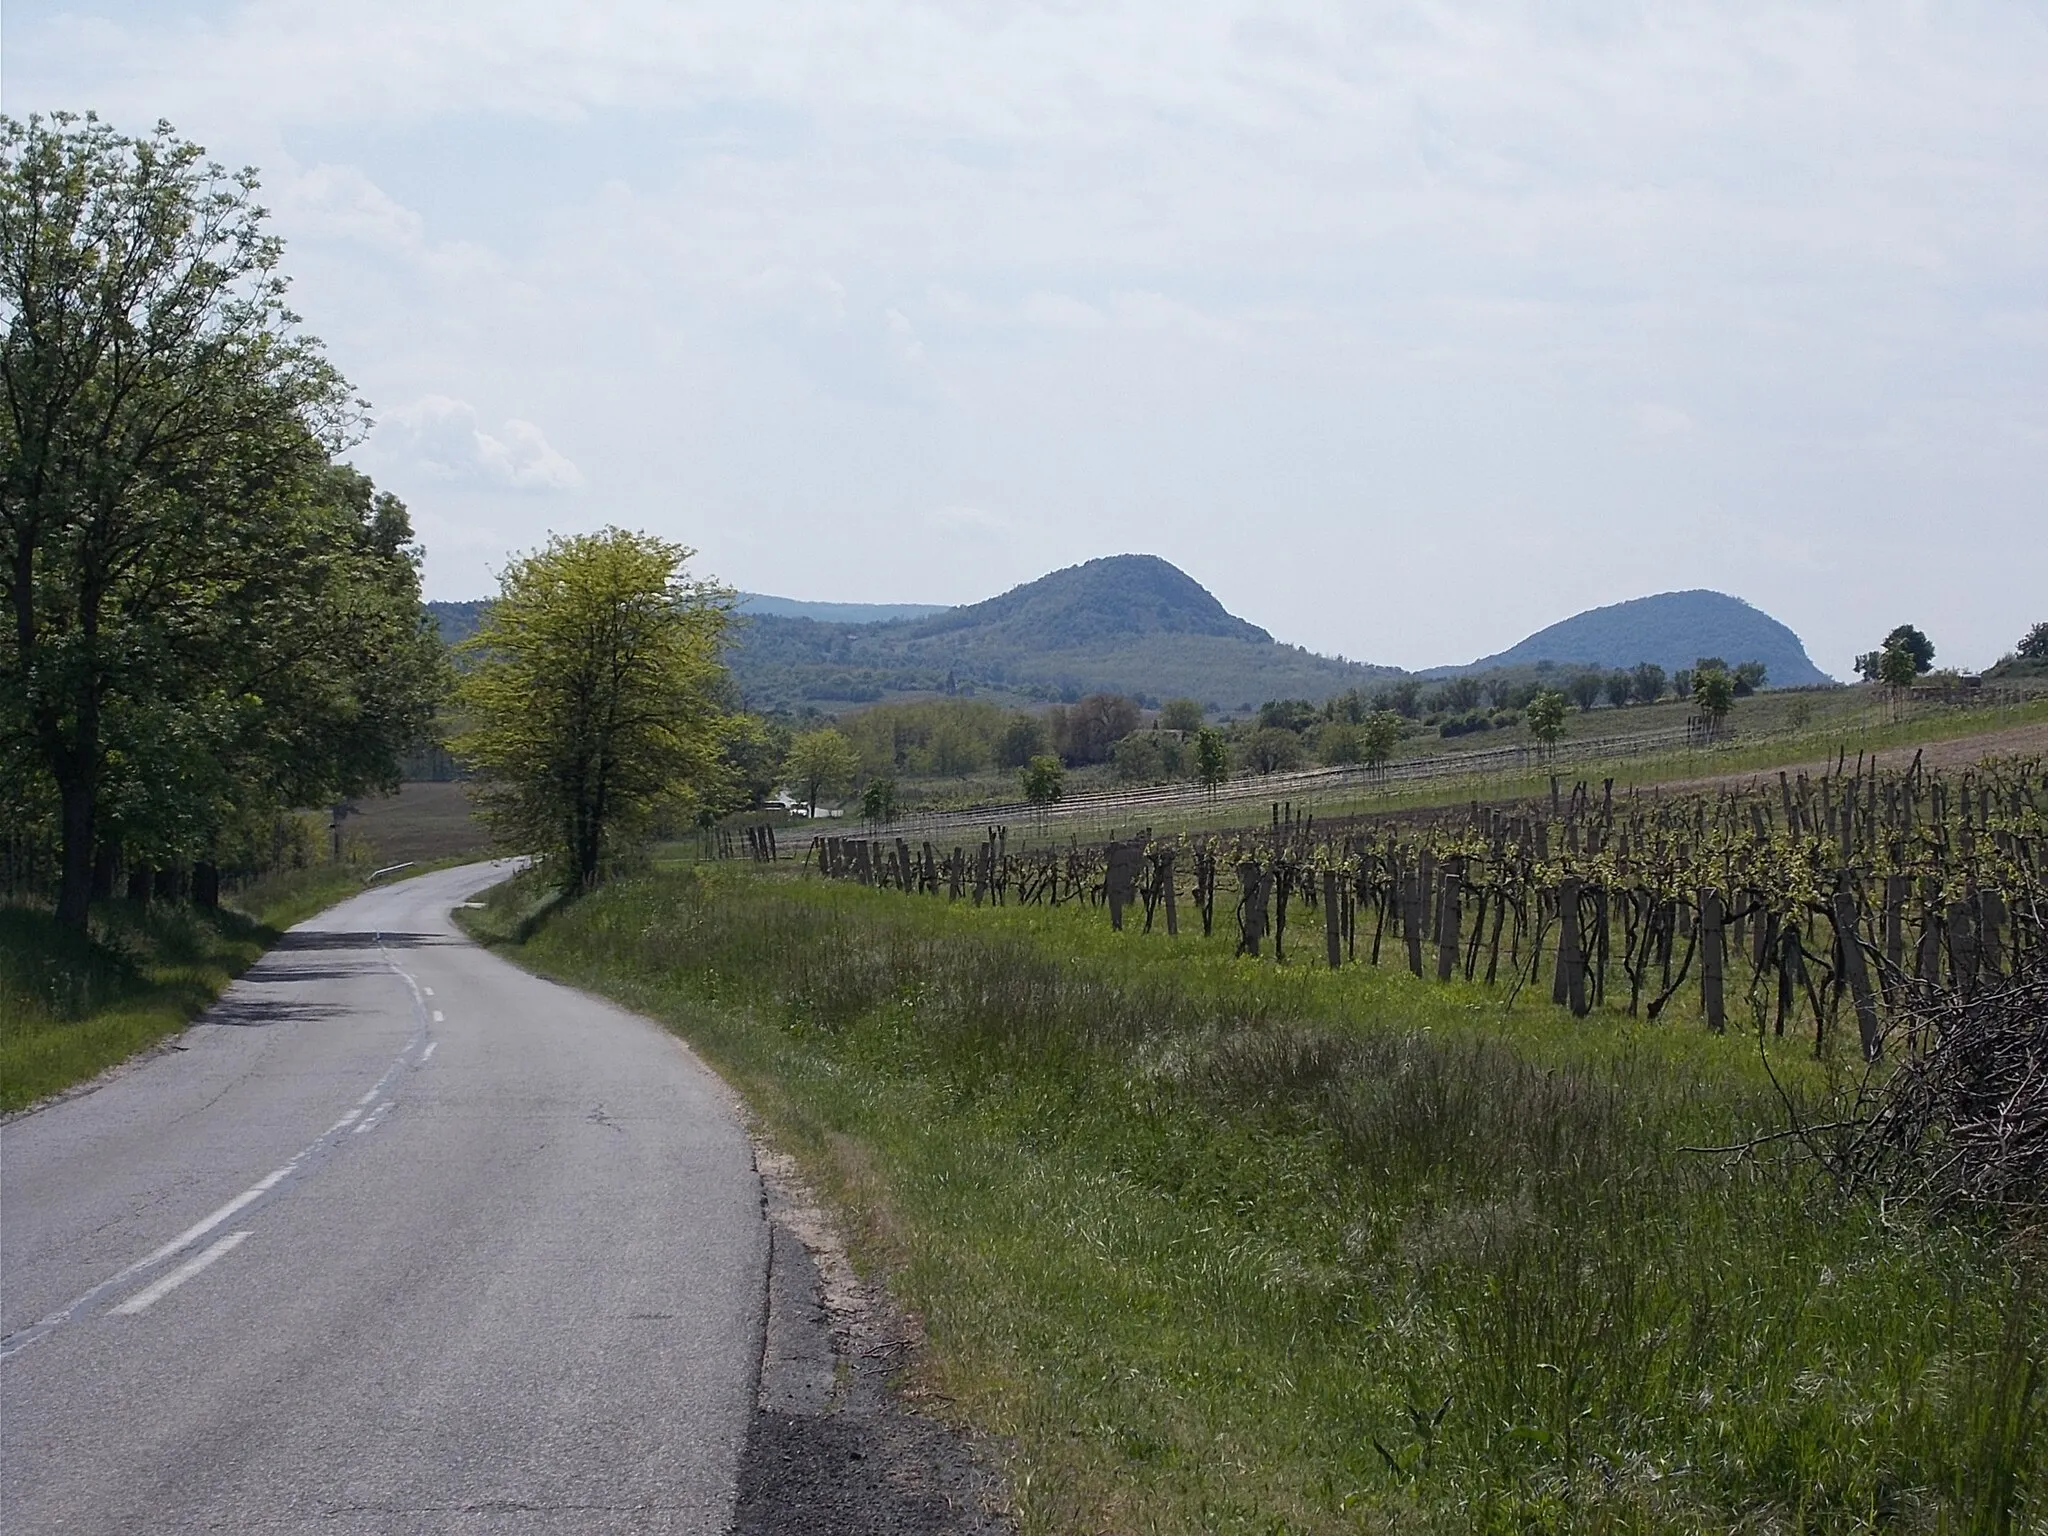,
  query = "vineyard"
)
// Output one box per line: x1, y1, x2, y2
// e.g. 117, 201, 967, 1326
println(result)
807, 748, 2043, 1076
